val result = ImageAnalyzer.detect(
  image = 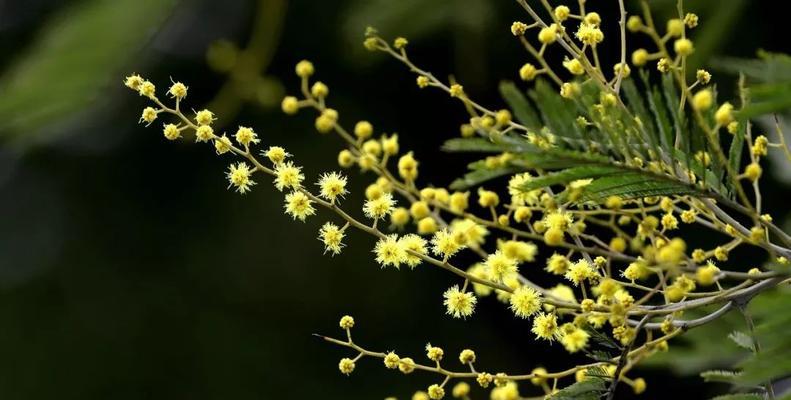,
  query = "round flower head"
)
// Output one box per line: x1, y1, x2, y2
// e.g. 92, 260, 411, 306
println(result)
168, 81, 188, 99
384, 352, 400, 369
399, 234, 427, 268
264, 146, 290, 165
281, 96, 299, 115
124, 74, 143, 90
214, 134, 232, 155
374, 234, 407, 268
138, 80, 156, 98
274, 161, 304, 191
561, 326, 589, 353
531, 312, 559, 341
443, 285, 477, 318
427, 384, 444, 400
234, 126, 260, 147
398, 357, 416, 374
338, 358, 355, 375
450, 219, 489, 247
339, 315, 354, 329
139, 107, 158, 125
316, 171, 348, 202
295, 60, 314, 78
485, 251, 518, 282
163, 123, 181, 141
363, 193, 396, 220
195, 125, 214, 143
284, 191, 315, 221
509, 286, 542, 318
431, 229, 465, 260
565, 259, 596, 286
227, 162, 256, 193
319, 222, 345, 255
425, 344, 444, 362
195, 109, 215, 126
